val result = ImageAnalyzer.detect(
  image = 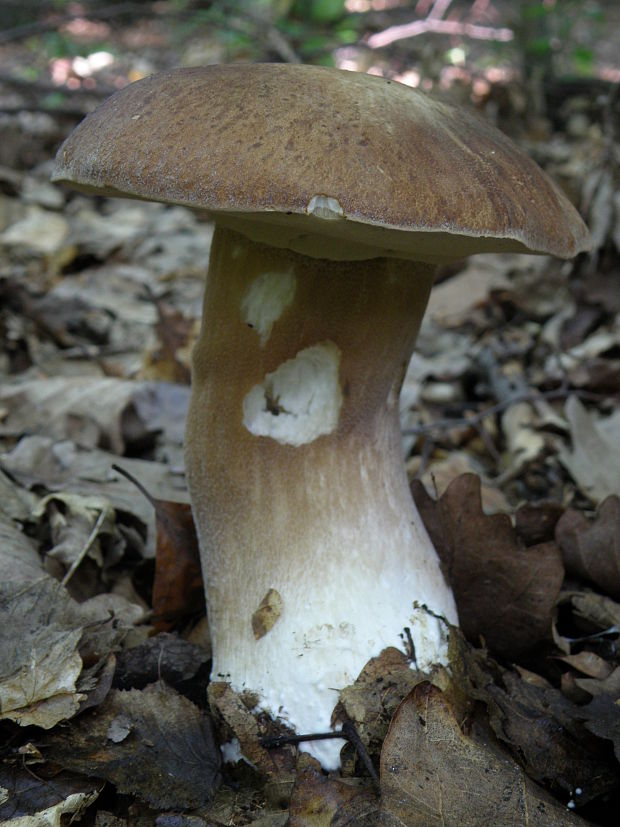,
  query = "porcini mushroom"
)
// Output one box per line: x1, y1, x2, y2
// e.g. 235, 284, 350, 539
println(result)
52, 64, 590, 768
